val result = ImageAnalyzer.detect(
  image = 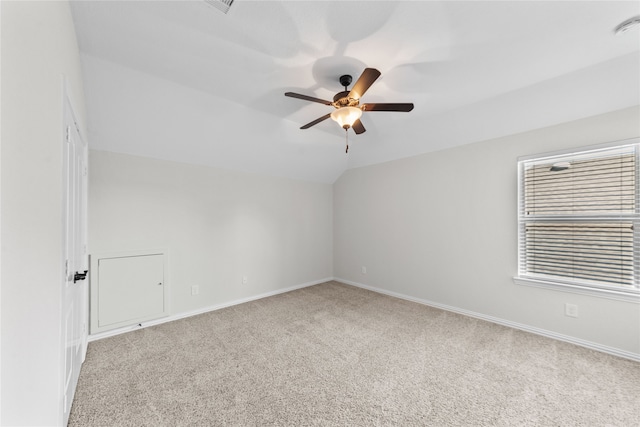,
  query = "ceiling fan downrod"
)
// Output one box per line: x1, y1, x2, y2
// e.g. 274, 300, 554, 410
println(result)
339, 74, 352, 92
